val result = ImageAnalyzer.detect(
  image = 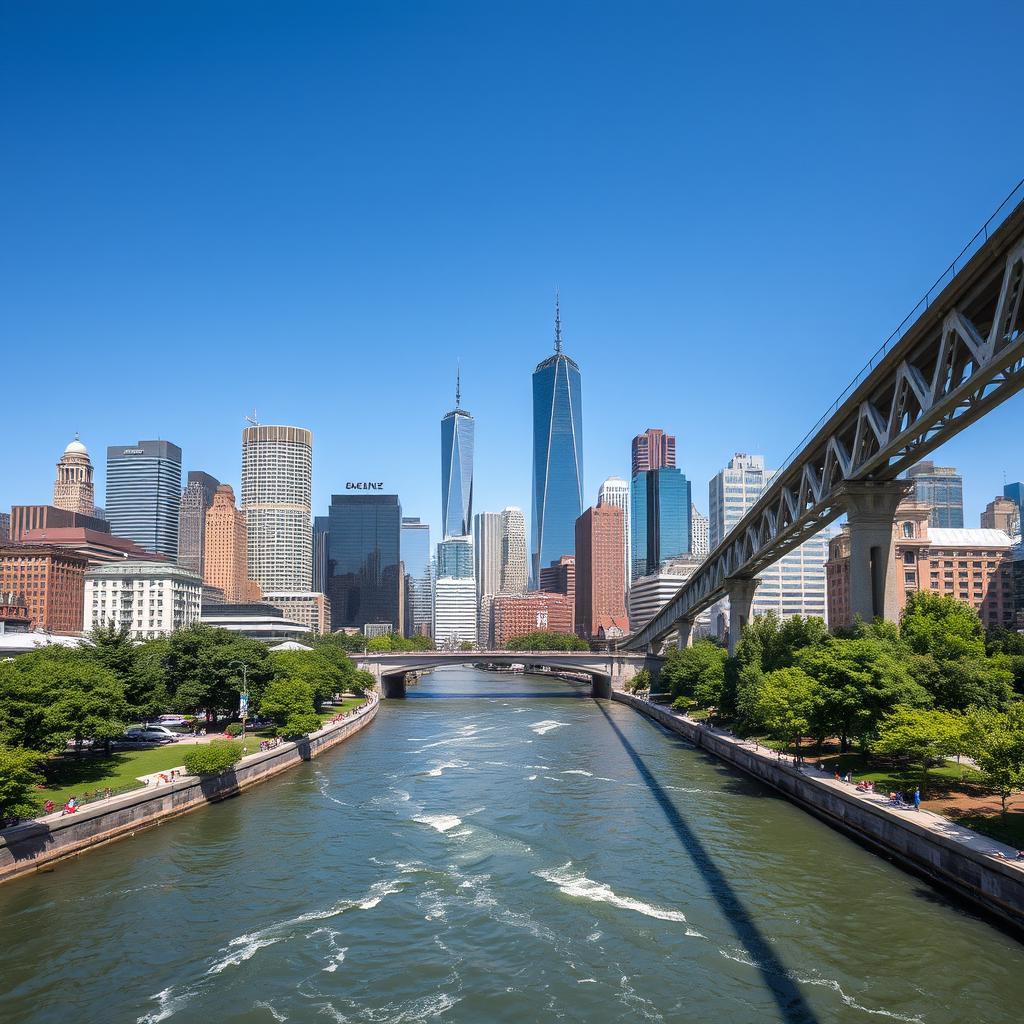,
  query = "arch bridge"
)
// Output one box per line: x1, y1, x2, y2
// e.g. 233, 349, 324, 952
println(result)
354, 650, 656, 699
